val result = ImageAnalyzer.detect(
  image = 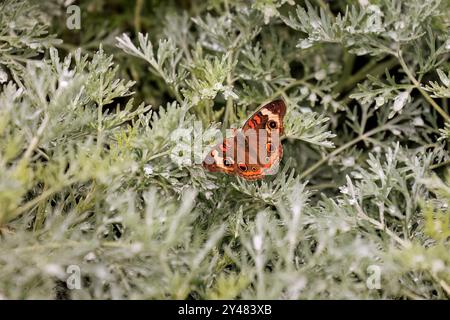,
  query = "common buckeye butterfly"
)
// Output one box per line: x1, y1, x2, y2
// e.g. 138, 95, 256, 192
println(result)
203, 99, 286, 180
